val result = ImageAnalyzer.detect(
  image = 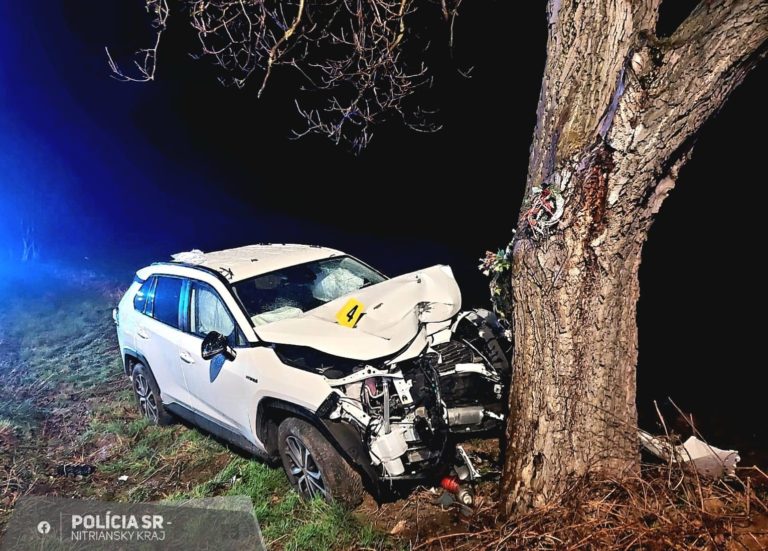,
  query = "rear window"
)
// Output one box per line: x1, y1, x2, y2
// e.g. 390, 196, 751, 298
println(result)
133, 277, 155, 314
152, 276, 183, 328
